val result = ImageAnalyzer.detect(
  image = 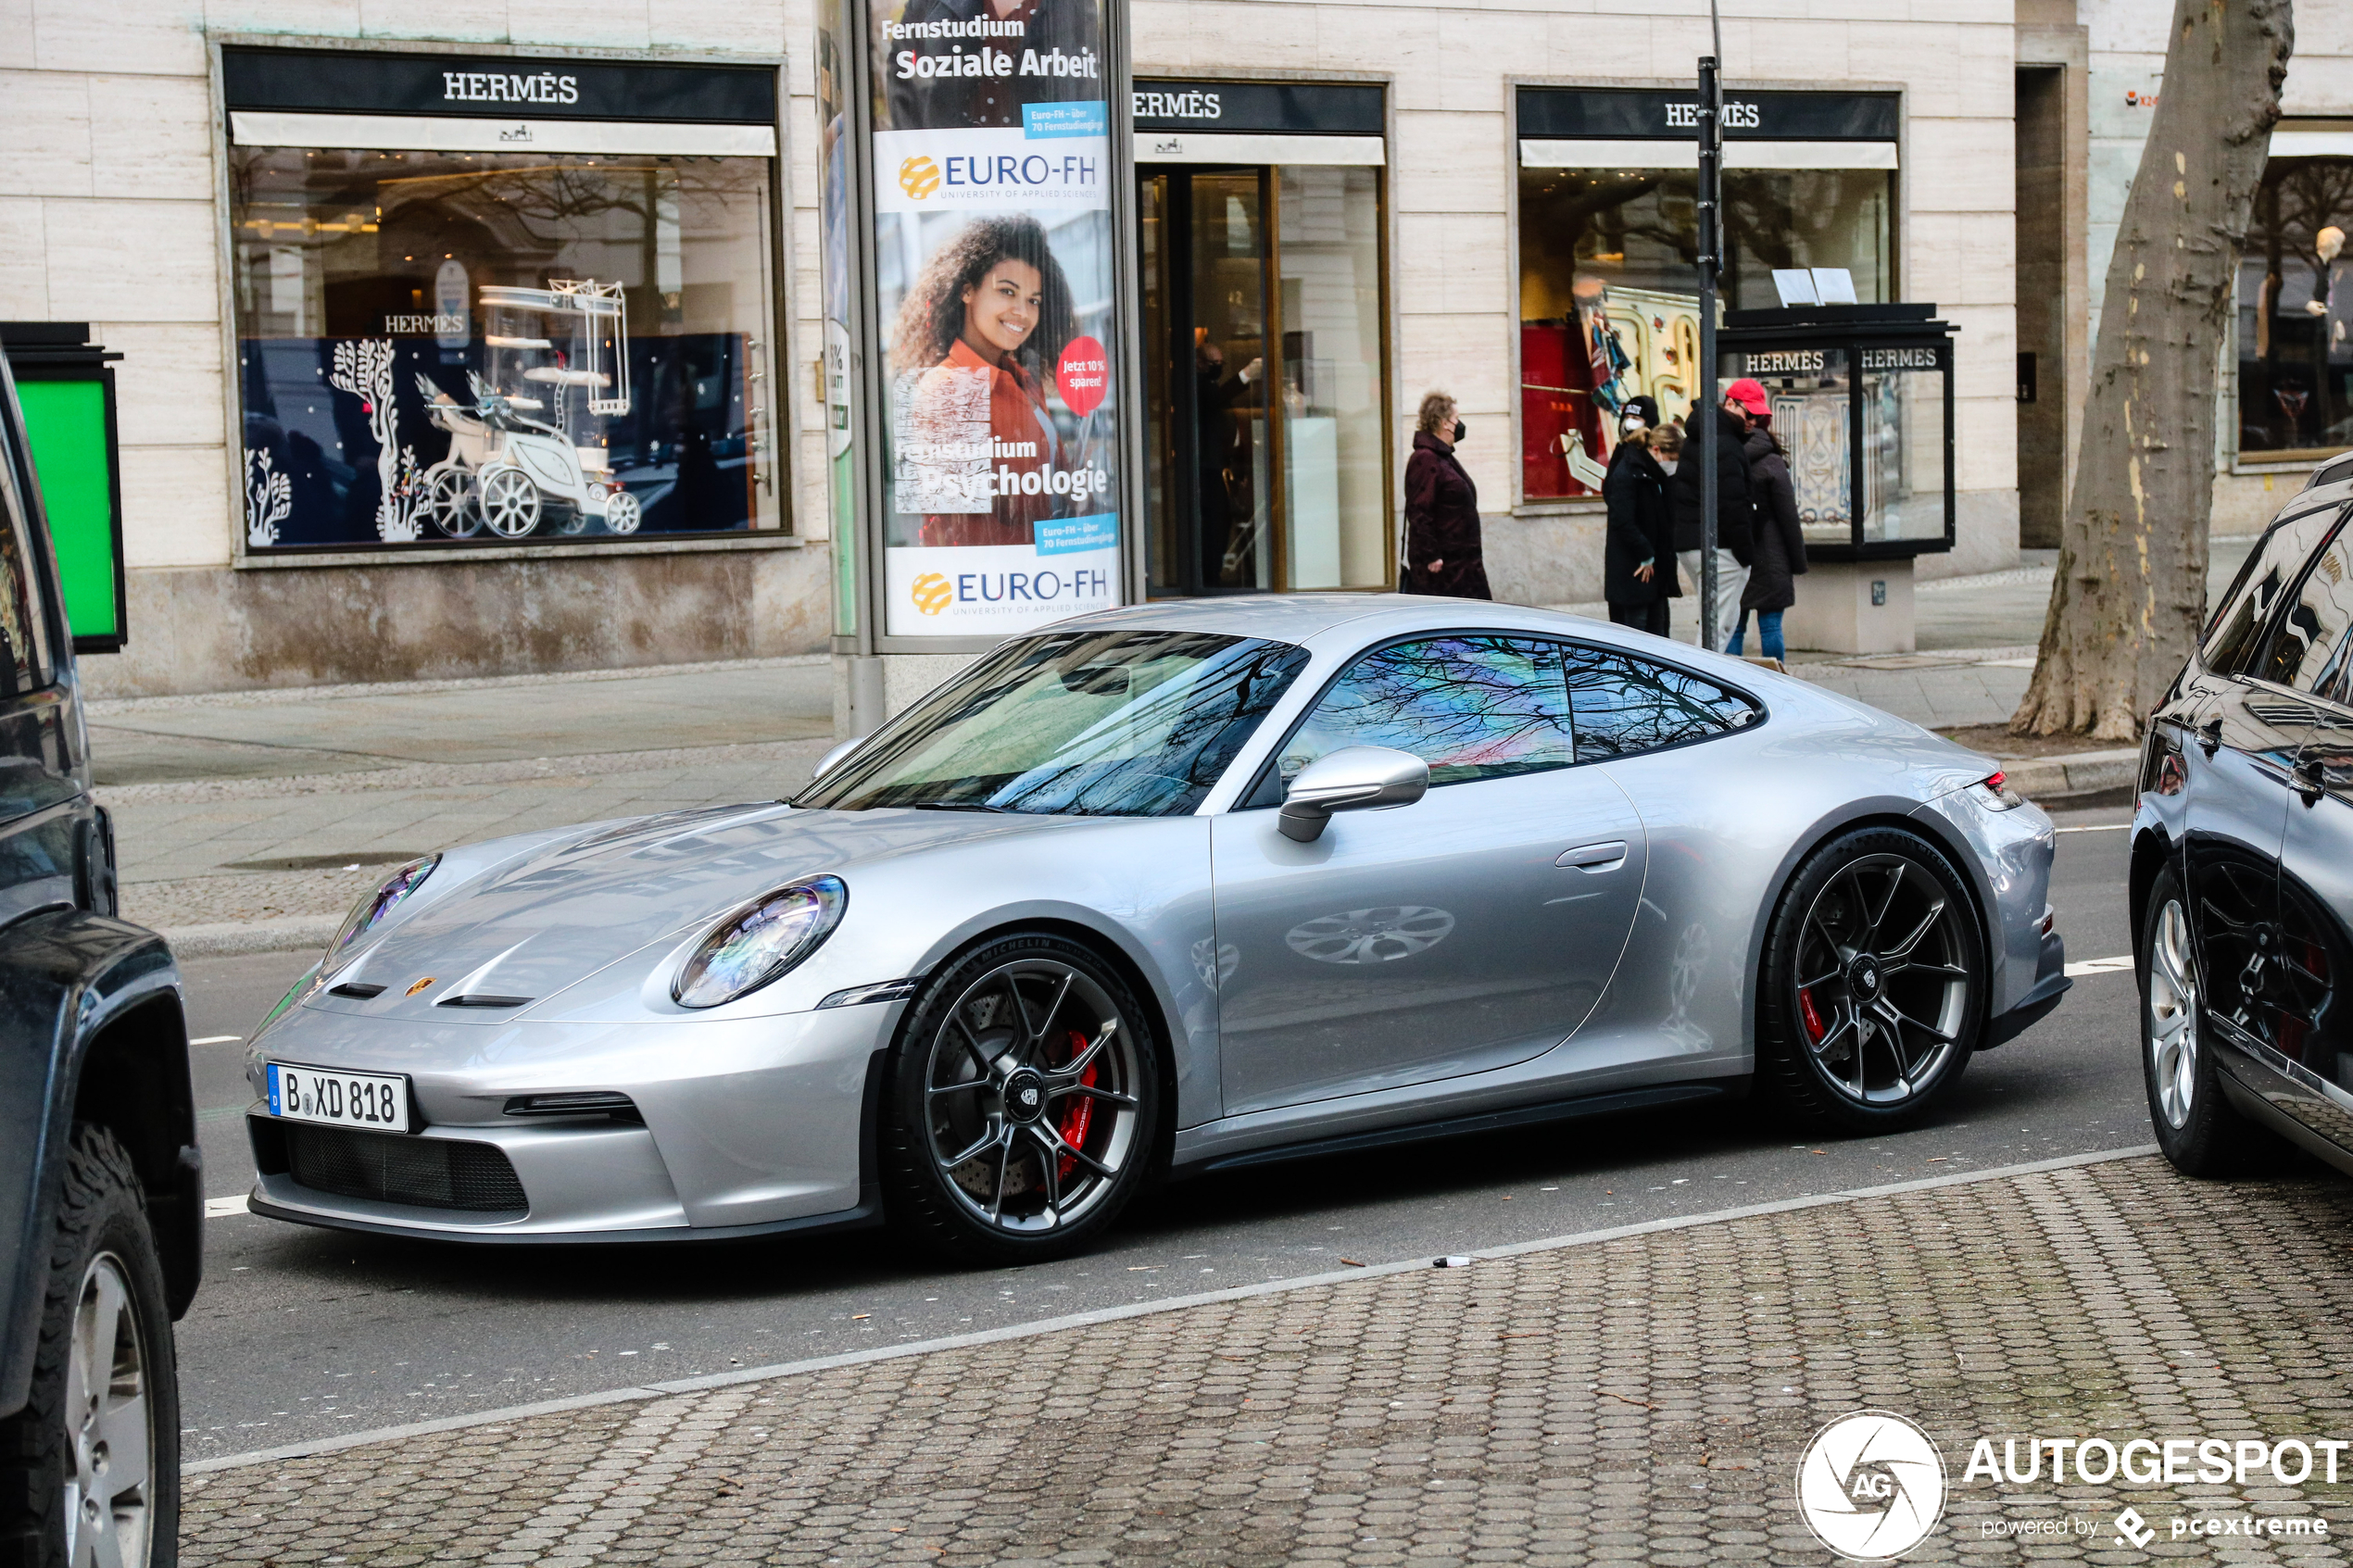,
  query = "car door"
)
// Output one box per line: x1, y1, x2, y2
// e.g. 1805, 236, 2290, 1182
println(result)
0, 399, 78, 930
2241, 521, 2353, 1156
1209, 633, 1647, 1114
2168, 507, 2343, 1058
